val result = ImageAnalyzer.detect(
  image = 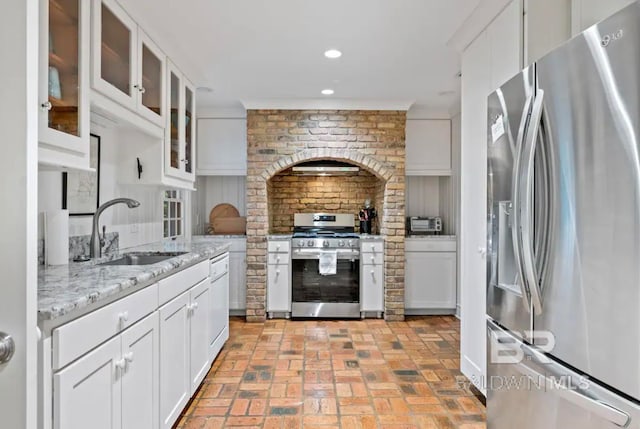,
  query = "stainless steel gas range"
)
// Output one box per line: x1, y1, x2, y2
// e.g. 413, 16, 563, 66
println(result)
291, 213, 361, 318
